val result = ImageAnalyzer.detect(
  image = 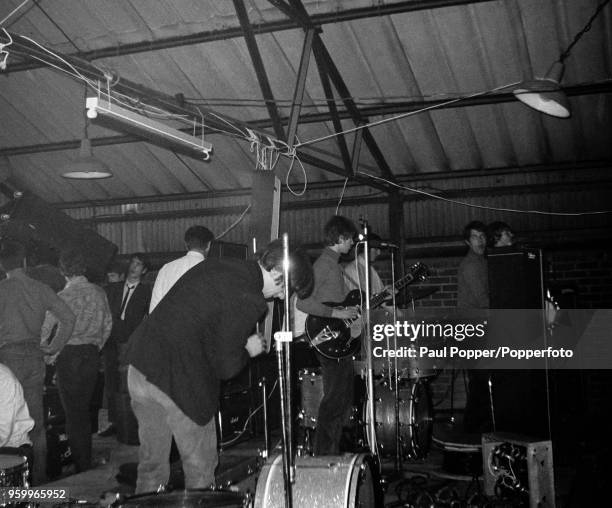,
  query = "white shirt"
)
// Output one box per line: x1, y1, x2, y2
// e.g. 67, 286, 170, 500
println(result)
149, 251, 205, 312
343, 256, 385, 295
0, 363, 34, 448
